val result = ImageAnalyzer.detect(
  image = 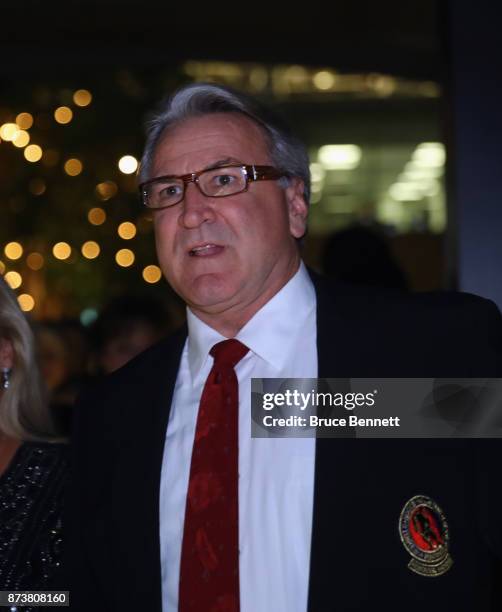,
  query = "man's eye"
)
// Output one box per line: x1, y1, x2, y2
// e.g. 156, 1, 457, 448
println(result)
159, 184, 182, 198
214, 174, 235, 186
